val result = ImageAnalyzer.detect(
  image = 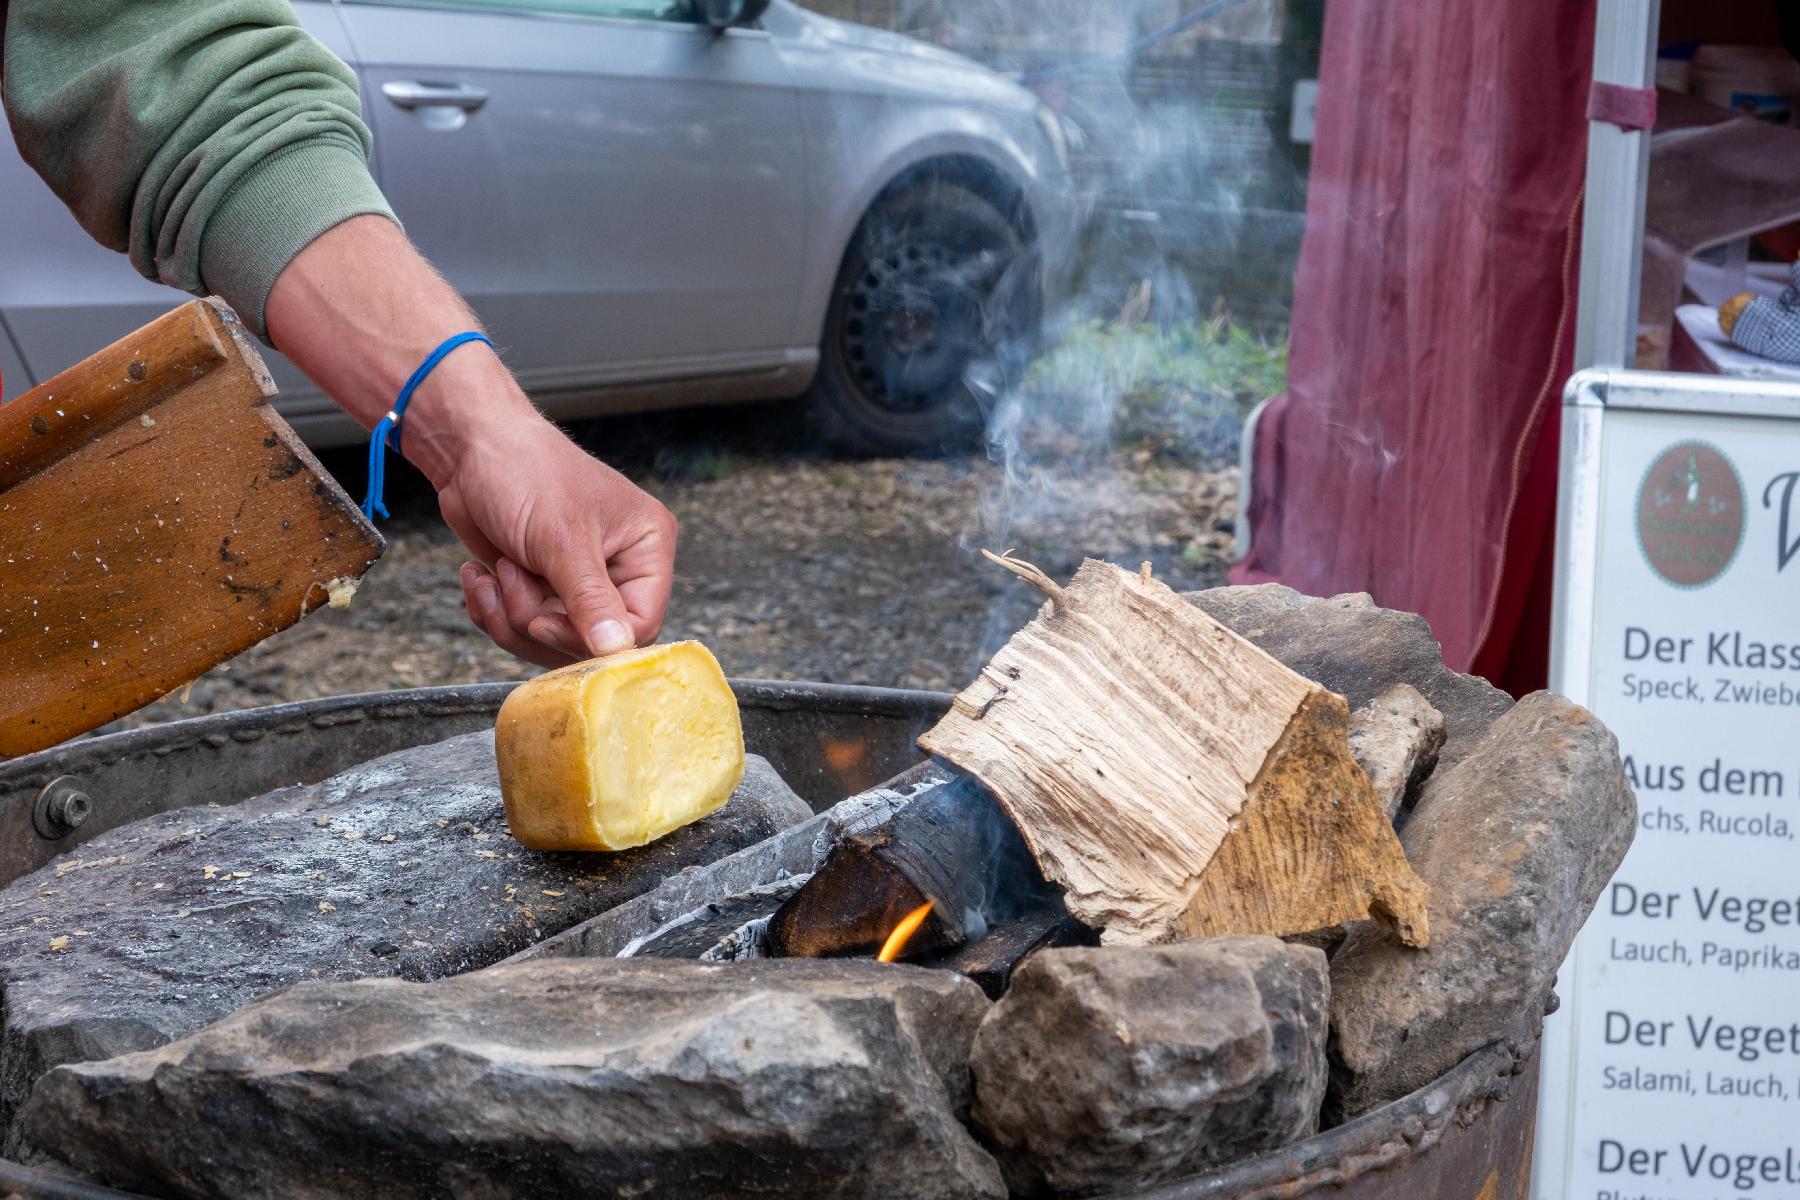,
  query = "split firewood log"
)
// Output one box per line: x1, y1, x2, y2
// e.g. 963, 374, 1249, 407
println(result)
918, 555, 1430, 948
